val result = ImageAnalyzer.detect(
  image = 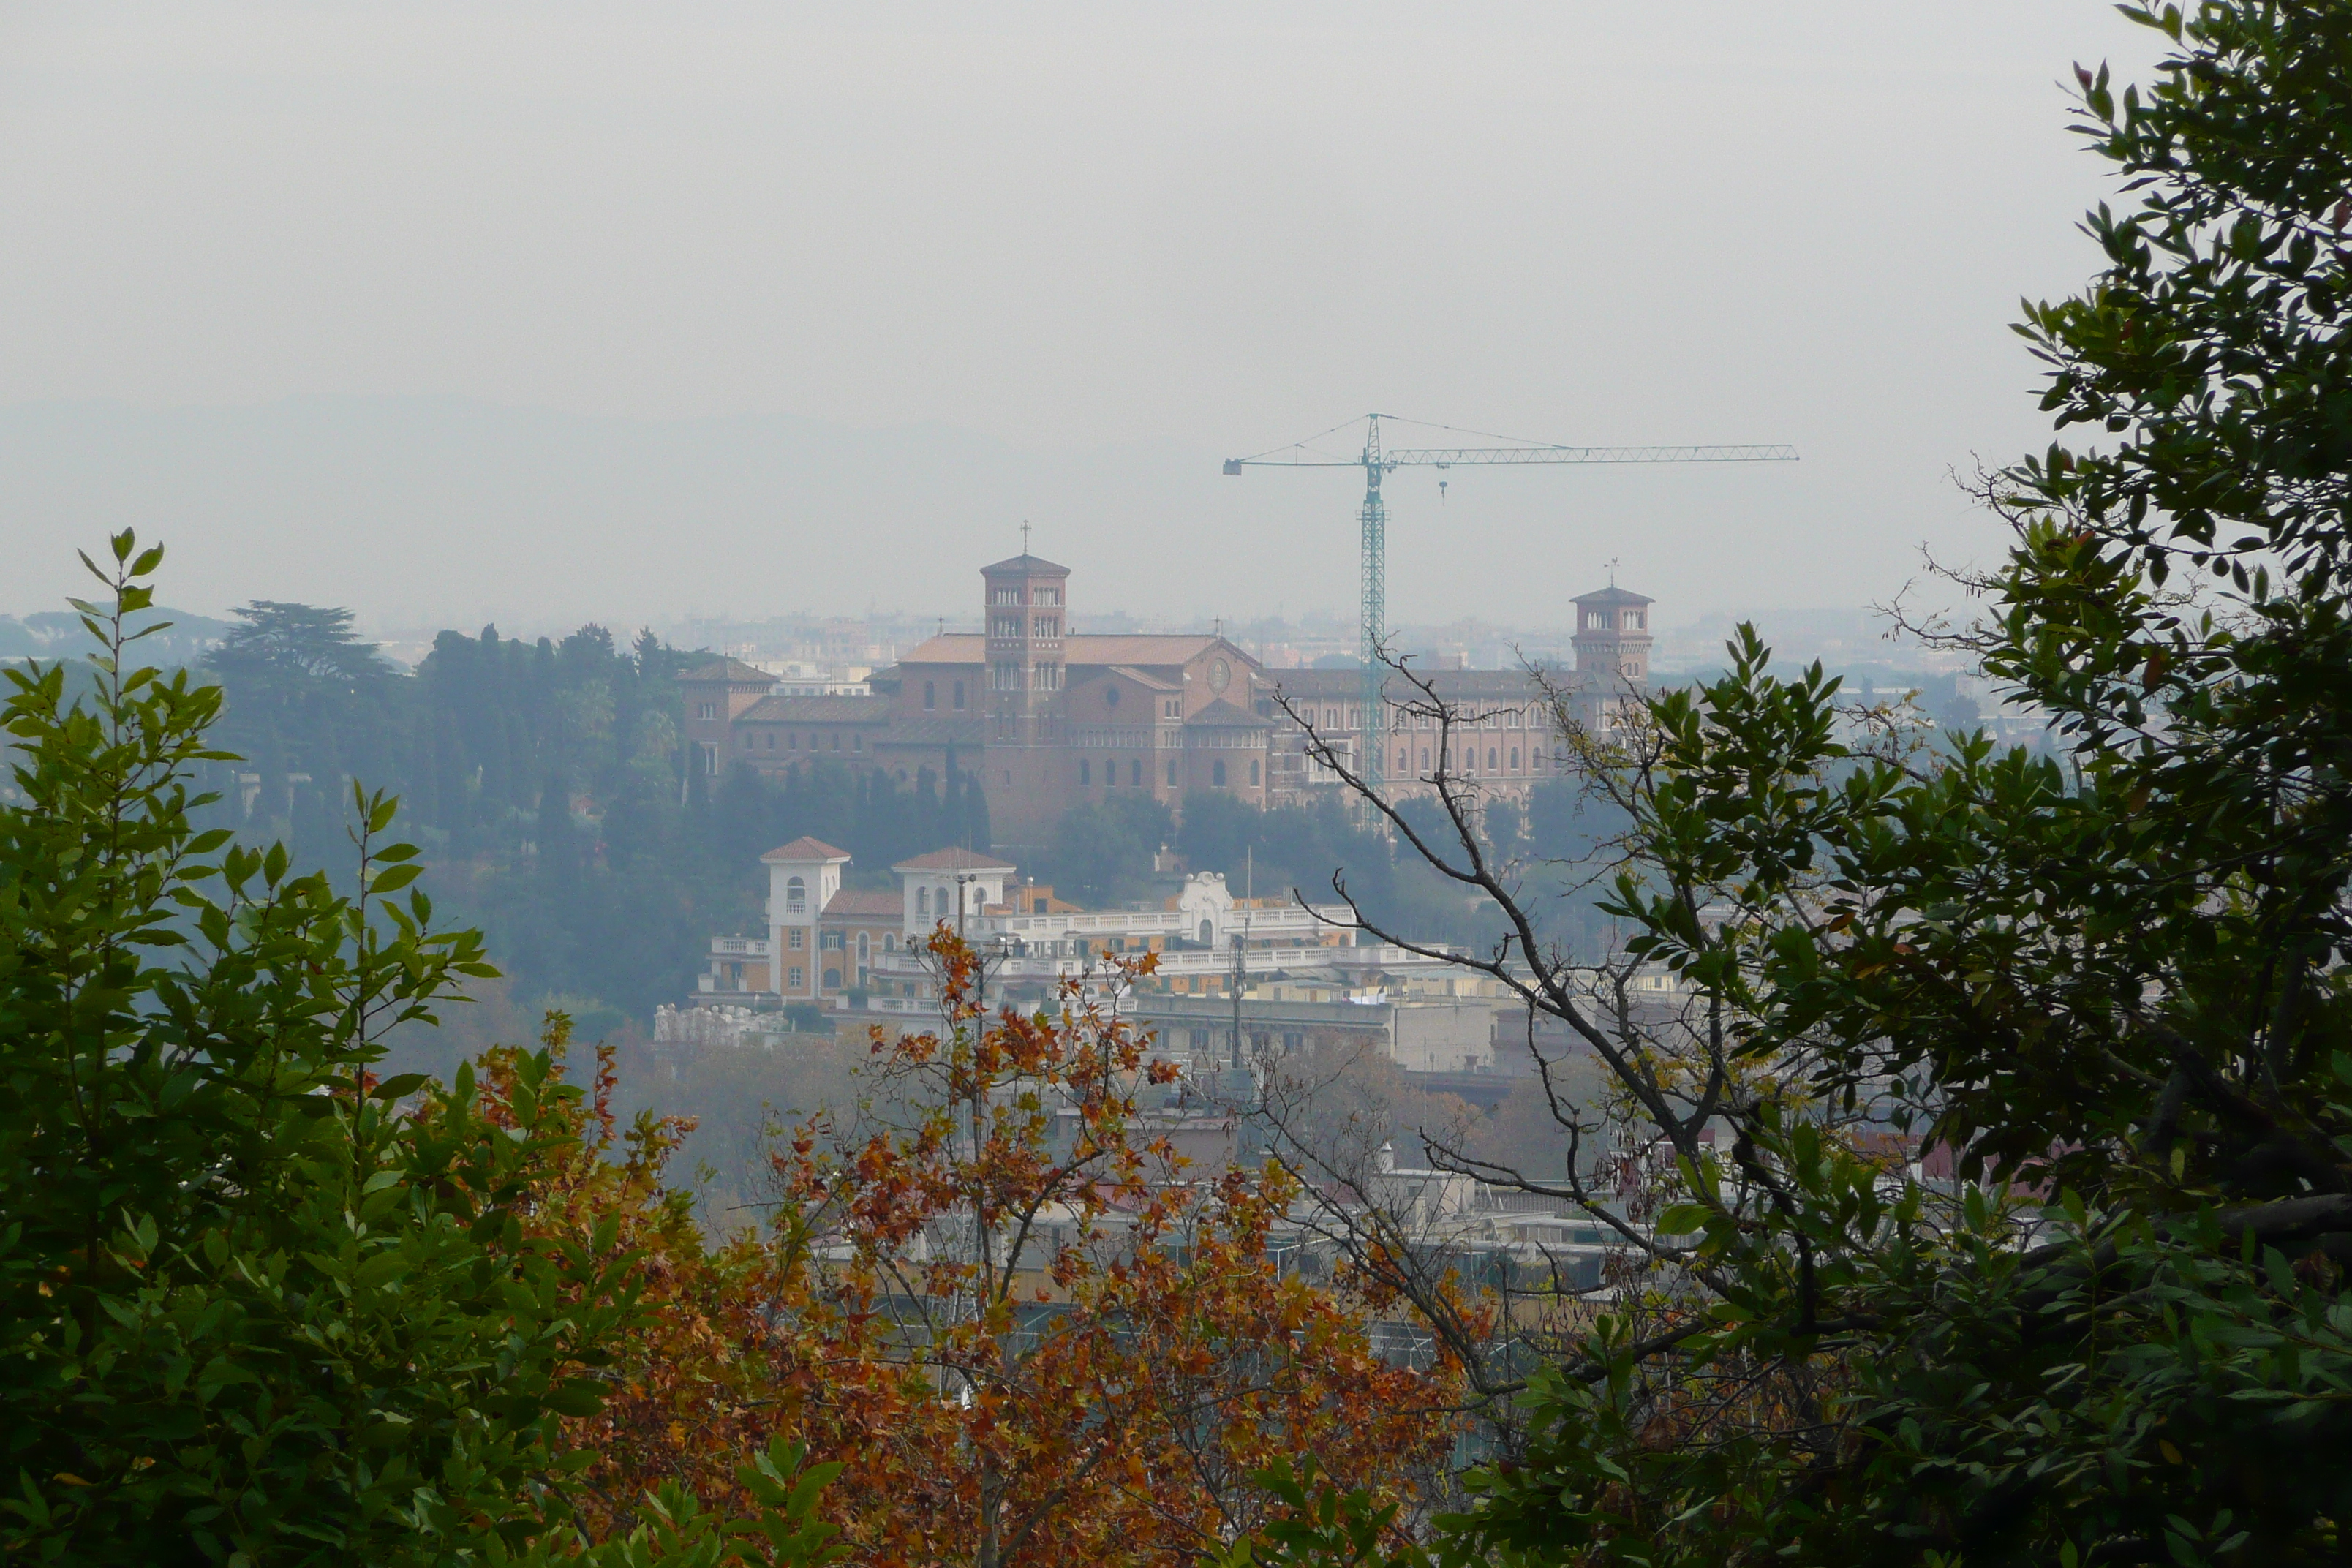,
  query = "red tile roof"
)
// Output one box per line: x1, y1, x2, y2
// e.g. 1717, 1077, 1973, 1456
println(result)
897, 633, 1237, 668
981, 552, 1071, 576
872, 716, 985, 747
762, 836, 851, 863
679, 657, 775, 685
738, 694, 893, 723
822, 889, 904, 919
1269, 668, 1560, 701
1186, 698, 1271, 728
891, 846, 1017, 872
